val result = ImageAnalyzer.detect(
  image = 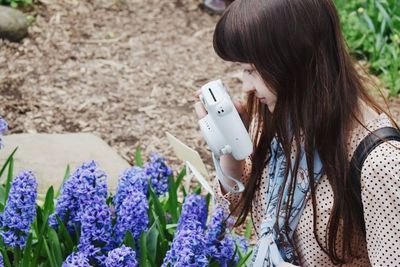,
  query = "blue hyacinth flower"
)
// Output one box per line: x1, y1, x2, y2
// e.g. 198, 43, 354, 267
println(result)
177, 194, 208, 231
144, 153, 172, 197
0, 171, 37, 249
162, 194, 209, 267
105, 245, 138, 267
113, 190, 149, 245
49, 161, 108, 233
0, 116, 7, 149
78, 195, 112, 264
114, 167, 148, 210
236, 235, 250, 254
62, 252, 91, 267
206, 206, 238, 267
162, 219, 208, 267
